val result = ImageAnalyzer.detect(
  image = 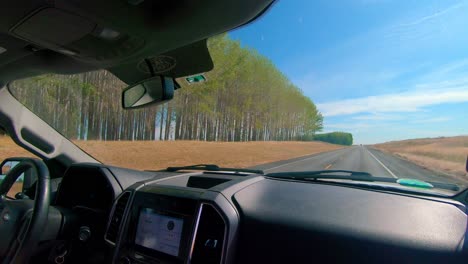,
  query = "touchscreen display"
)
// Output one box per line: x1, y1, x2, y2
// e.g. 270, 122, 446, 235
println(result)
135, 208, 184, 256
